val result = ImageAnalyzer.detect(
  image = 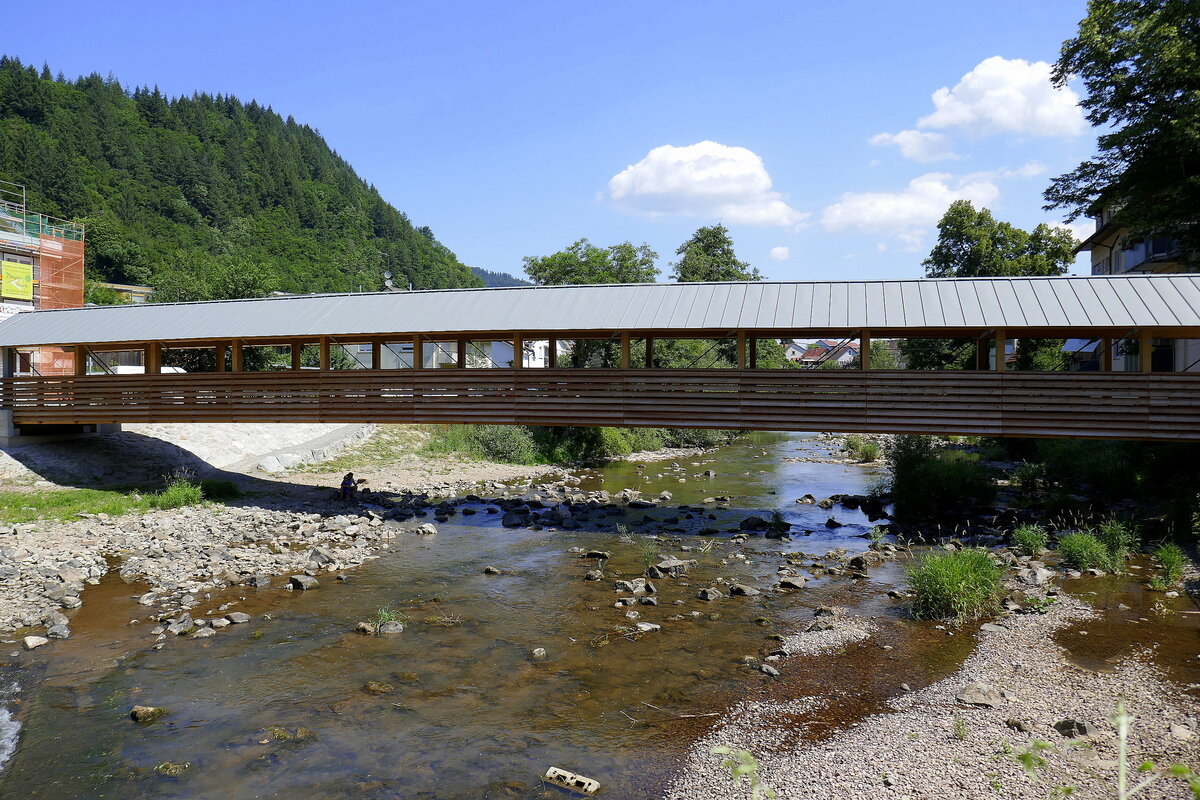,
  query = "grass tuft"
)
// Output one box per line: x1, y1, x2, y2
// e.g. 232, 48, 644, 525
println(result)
1151, 542, 1185, 589
906, 549, 1002, 621
150, 479, 203, 510
1011, 524, 1049, 557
